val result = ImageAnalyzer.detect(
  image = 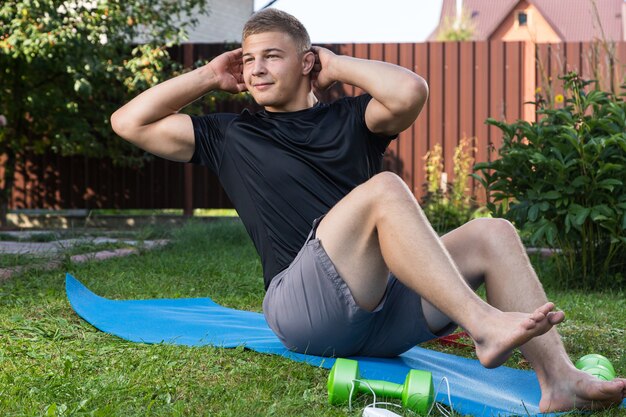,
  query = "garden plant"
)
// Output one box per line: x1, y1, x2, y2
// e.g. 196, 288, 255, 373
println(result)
474, 73, 626, 289
421, 137, 486, 234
